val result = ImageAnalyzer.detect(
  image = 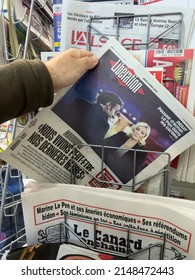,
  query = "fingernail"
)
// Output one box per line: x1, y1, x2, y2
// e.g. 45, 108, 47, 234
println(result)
92, 55, 99, 63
